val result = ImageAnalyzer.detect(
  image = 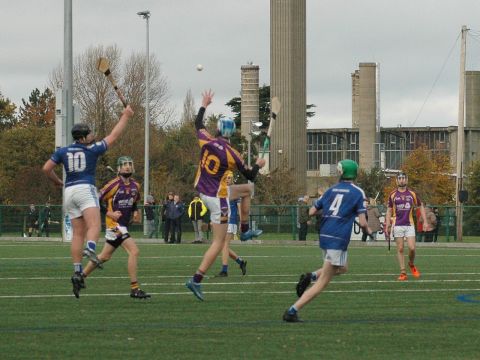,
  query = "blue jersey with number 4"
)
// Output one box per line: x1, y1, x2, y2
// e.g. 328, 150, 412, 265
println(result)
50, 140, 108, 188
314, 181, 367, 250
